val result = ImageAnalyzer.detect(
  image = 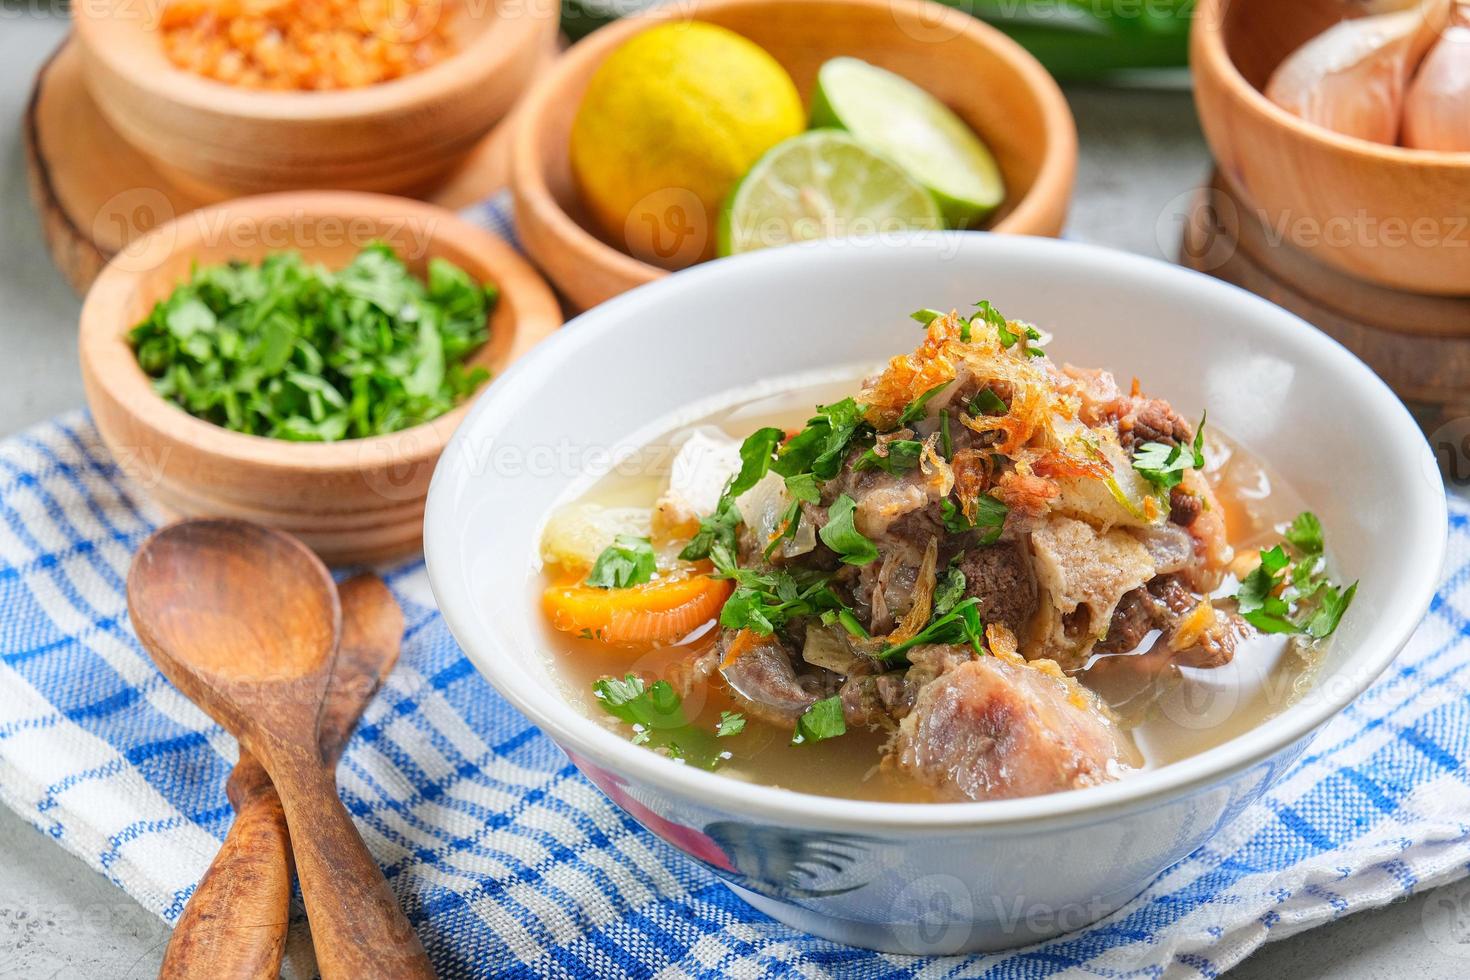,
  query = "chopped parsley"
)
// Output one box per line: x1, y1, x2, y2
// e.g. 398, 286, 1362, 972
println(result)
897, 382, 952, 426
729, 427, 785, 498
970, 388, 1008, 416
974, 300, 1044, 358
678, 495, 743, 565
1233, 511, 1357, 638
878, 597, 987, 665
933, 565, 967, 617
592, 674, 729, 769
128, 244, 495, 441
716, 711, 746, 737
940, 495, 1008, 544
586, 535, 657, 589
1132, 413, 1207, 493
776, 398, 871, 481
719, 566, 859, 636
791, 696, 846, 745
818, 494, 880, 565
855, 440, 924, 476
